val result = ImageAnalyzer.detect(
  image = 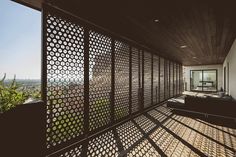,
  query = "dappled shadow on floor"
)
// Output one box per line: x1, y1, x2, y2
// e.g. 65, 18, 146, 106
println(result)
50, 105, 236, 157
